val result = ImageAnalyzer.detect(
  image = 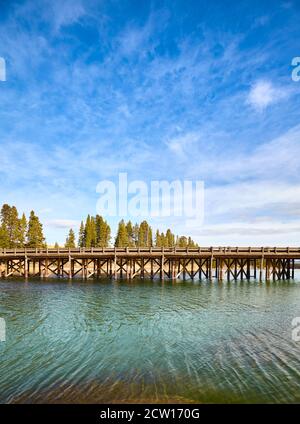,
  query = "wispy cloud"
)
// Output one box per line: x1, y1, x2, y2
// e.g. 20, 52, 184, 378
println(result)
247, 80, 288, 110
46, 219, 81, 229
